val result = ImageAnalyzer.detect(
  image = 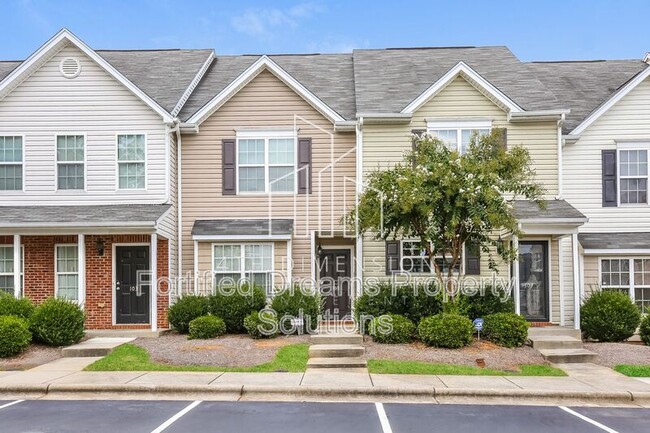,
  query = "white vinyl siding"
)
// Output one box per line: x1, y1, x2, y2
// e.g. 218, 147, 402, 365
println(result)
0, 246, 23, 295
237, 131, 296, 193
0, 136, 23, 191
117, 134, 146, 189
56, 135, 85, 190
55, 245, 79, 301
213, 243, 274, 292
